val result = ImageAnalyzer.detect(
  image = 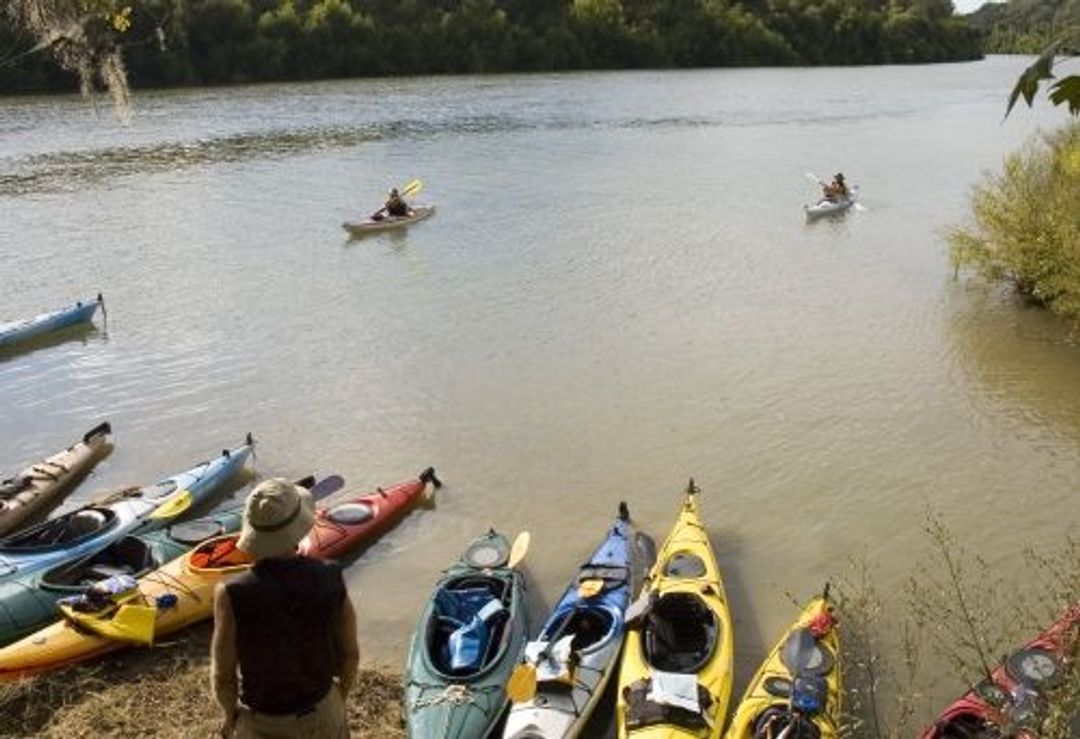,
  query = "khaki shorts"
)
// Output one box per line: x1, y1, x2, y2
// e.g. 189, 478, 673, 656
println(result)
236, 686, 349, 739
